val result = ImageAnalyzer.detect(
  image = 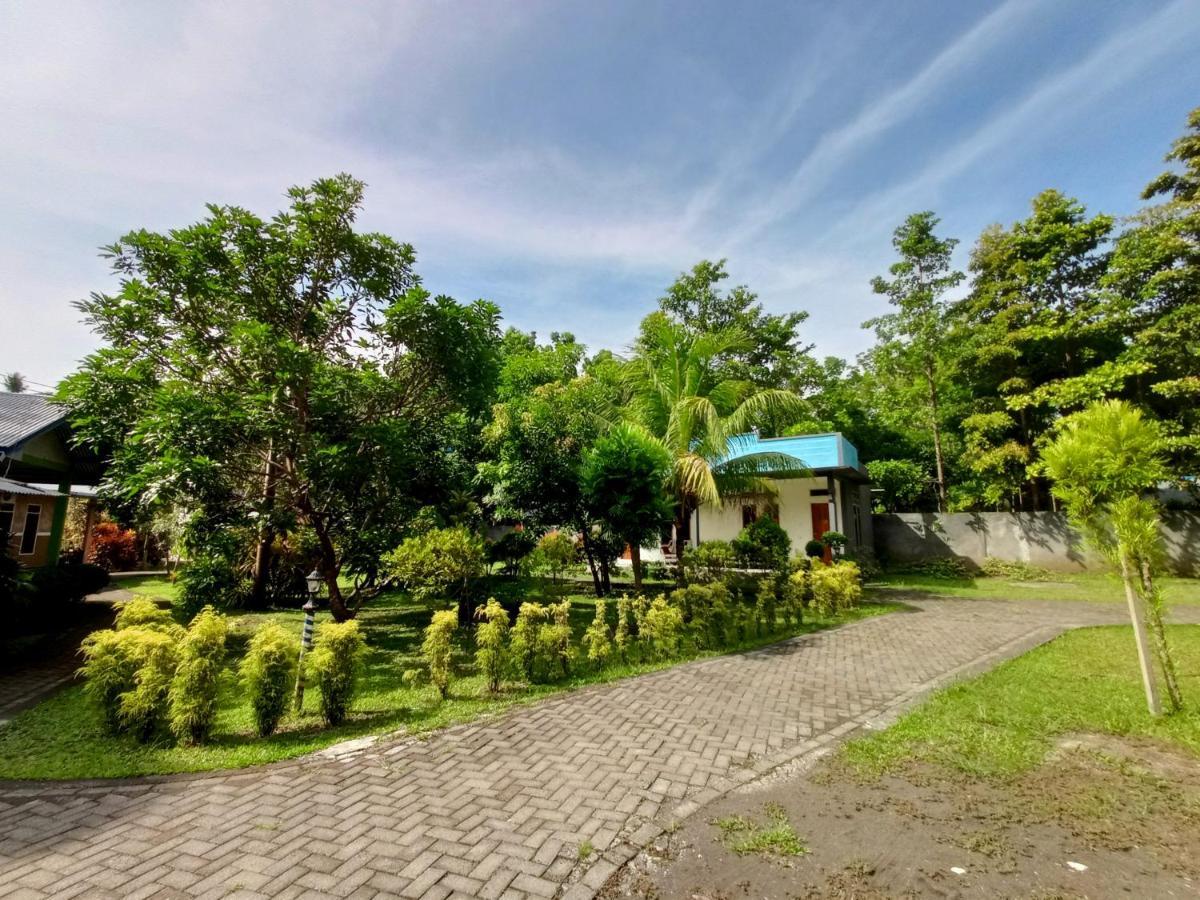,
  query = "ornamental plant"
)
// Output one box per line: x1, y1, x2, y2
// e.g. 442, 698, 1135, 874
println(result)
538, 599, 574, 679
755, 578, 778, 634
384, 526, 486, 625
809, 561, 863, 616
732, 517, 791, 570
682, 541, 735, 583
615, 595, 633, 659
115, 597, 176, 632
167, 606, 227, 744
474, 598, 511, 693
80, 627, 173, 733
582, 599, 613, 668
240, 623, 298, 736
117, 629, 180, 741
511, 602, 549, 682
533, 531, 577, 584
309, 621, 366, 725
422, 610, 458, 699
642, 597, 684, 660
